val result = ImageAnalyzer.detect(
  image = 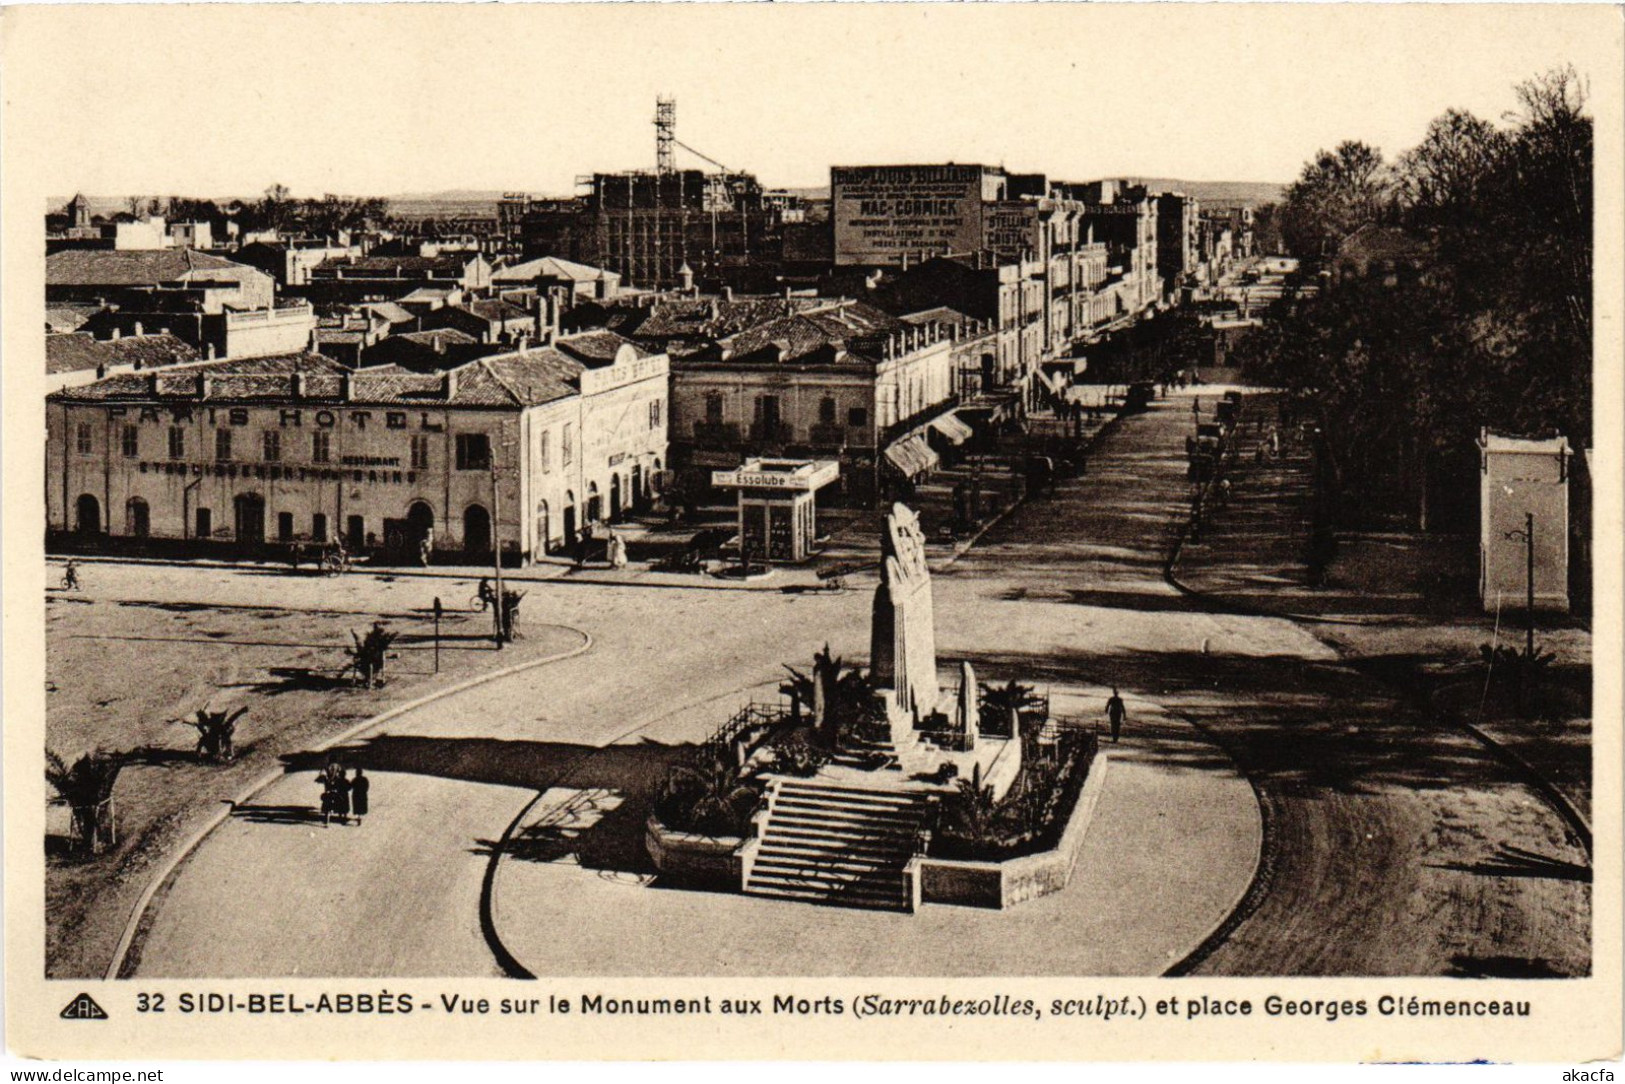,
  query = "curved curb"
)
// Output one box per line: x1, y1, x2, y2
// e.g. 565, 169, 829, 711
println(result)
1162, 500, 1591, 979
1165, 532, 1593, 860
479, 679, 786, 980
106, 625, 595, 980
